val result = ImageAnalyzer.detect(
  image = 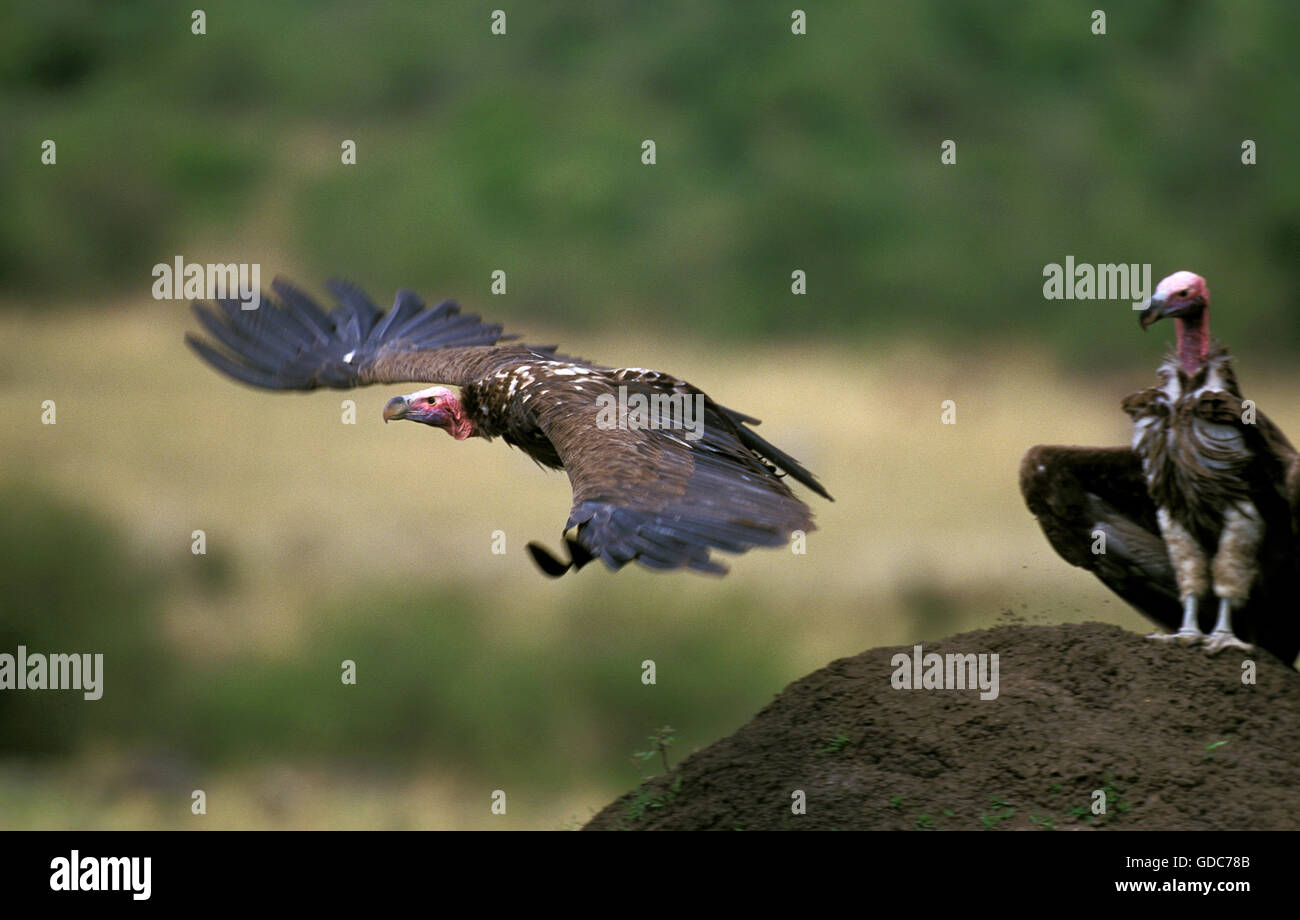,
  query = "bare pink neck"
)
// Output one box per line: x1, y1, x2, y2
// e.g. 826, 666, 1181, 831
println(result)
448, 404, 478, 440
1174, 311, 1210, 374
